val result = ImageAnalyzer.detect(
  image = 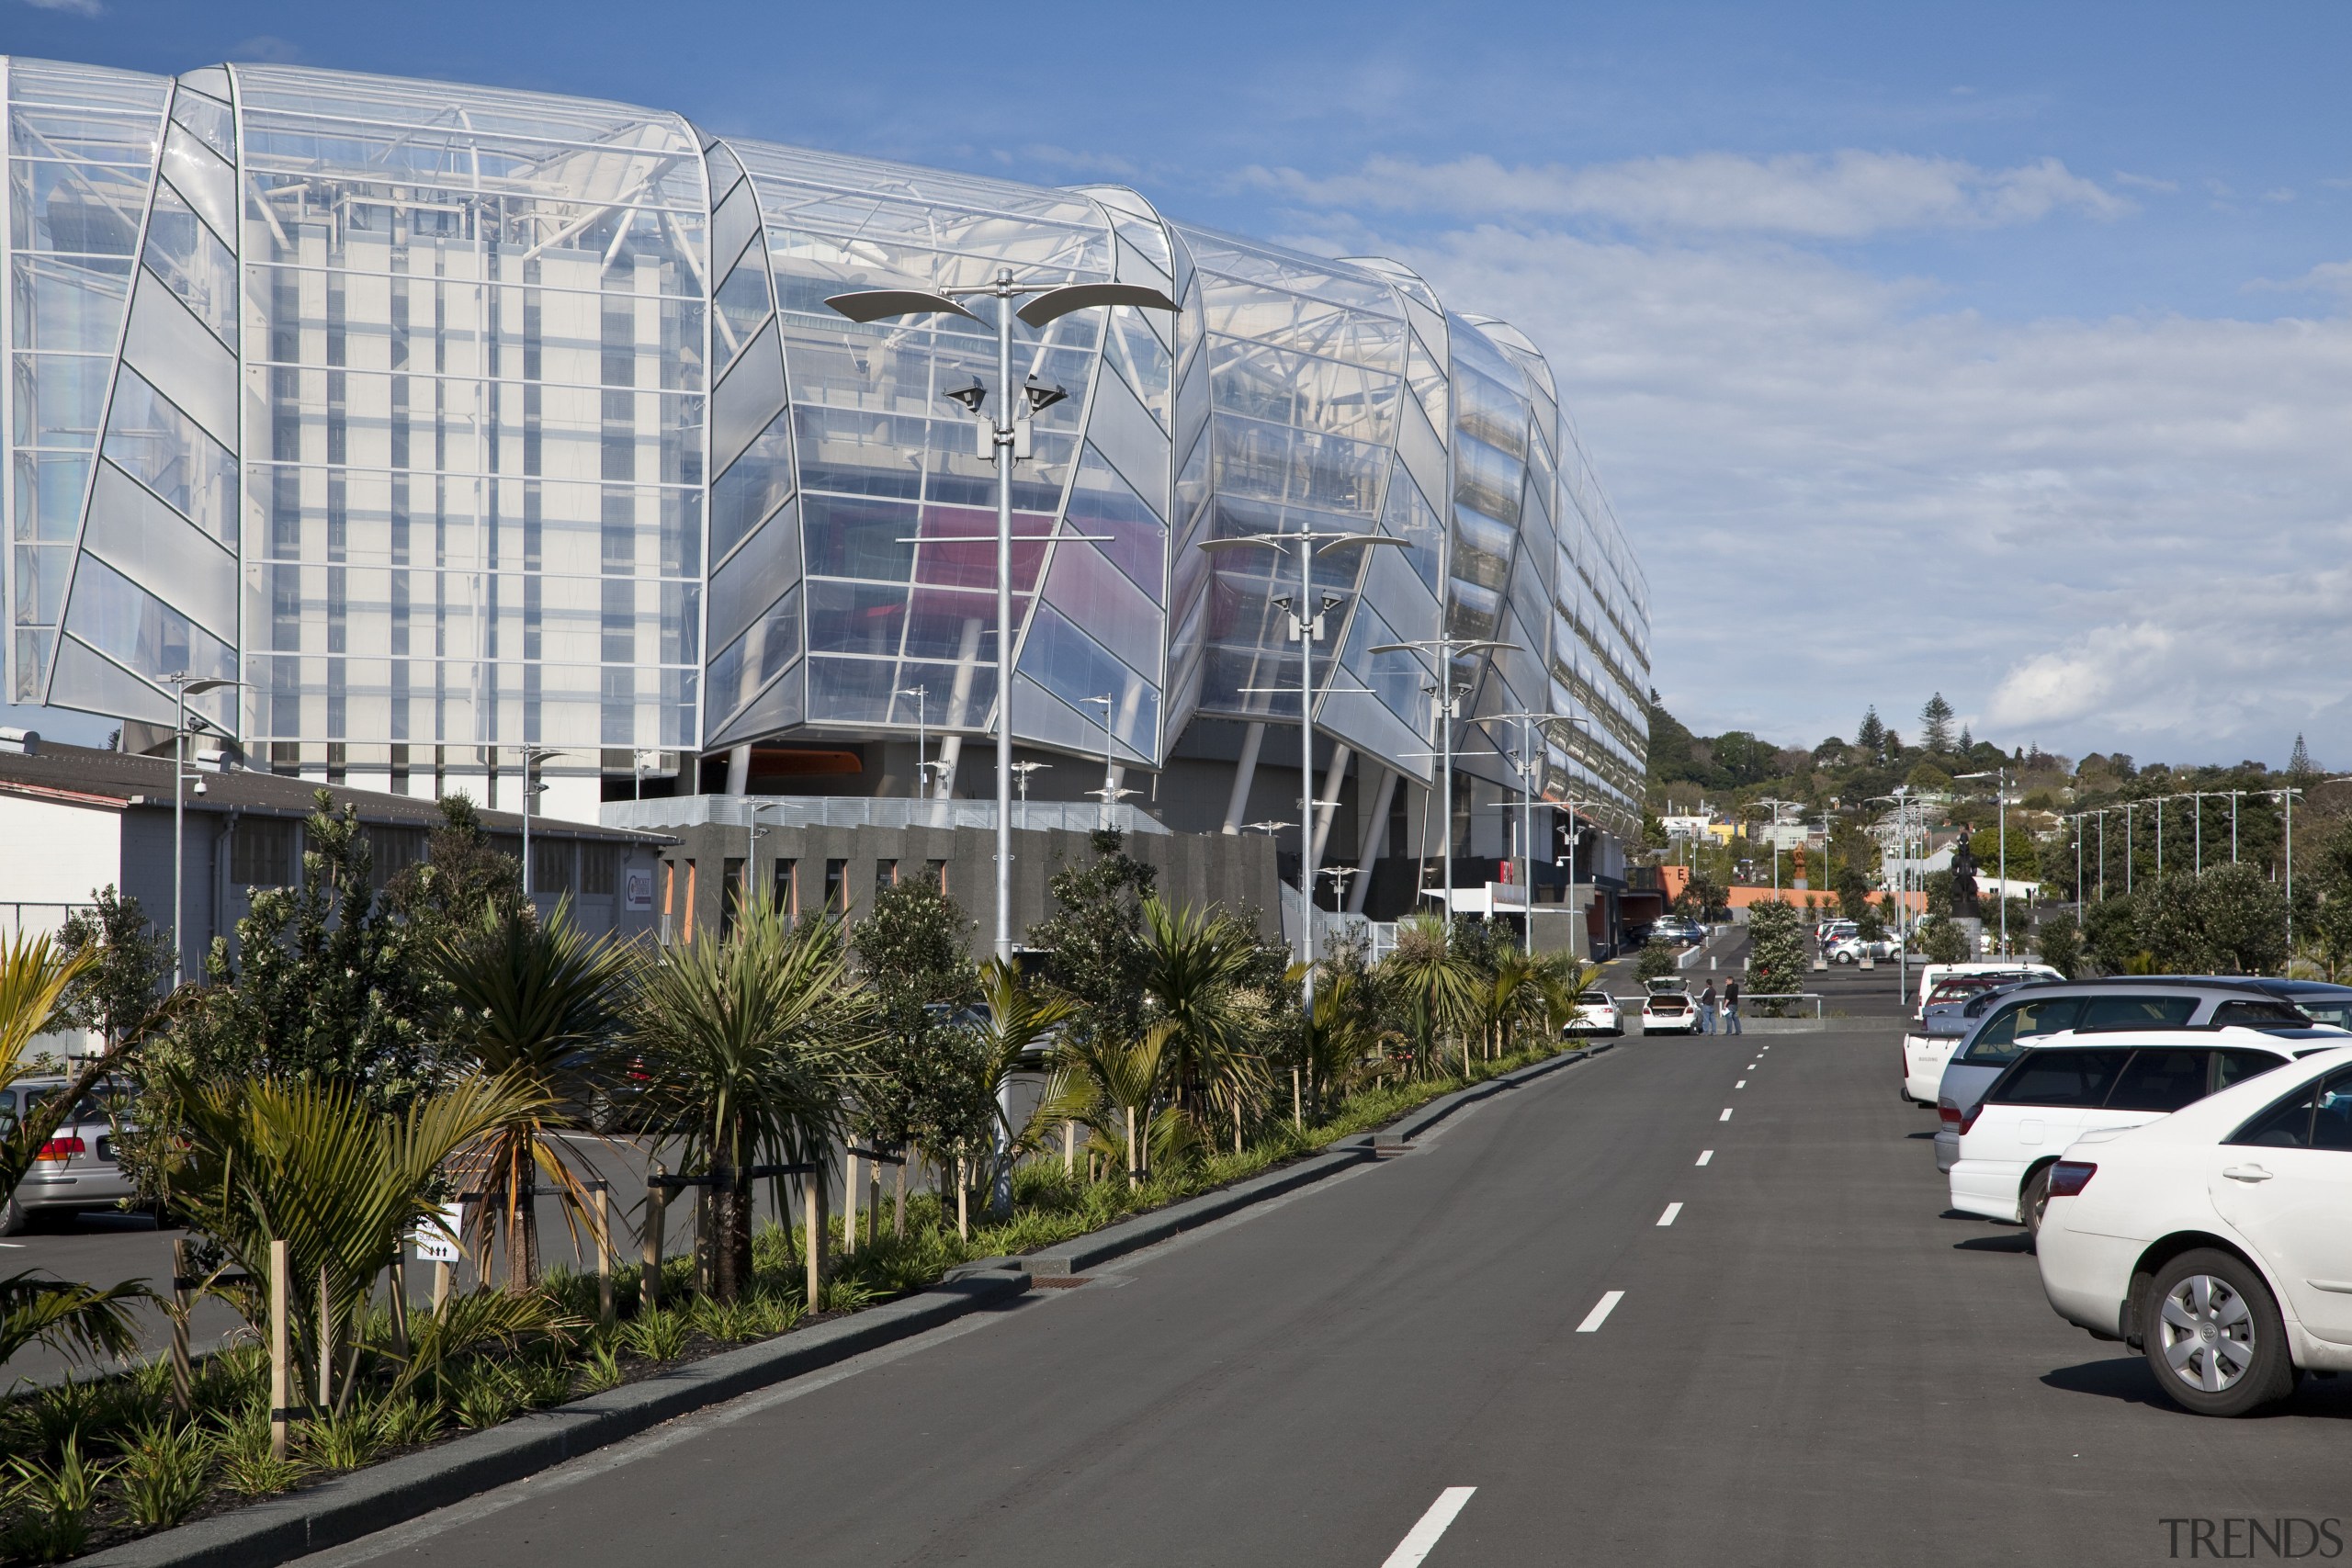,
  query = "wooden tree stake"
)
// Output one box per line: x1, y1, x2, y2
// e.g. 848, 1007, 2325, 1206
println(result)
594, 1181, 615, 1328
1064, 1119, 1076, 1177
387, 1251, 410, 1359
268, 1238, 290, 1461
168, 1238, 193, 1415
842, 1150, 859, 1258
317, 1264, 333, 1408
642, 1161, 667, 1314
803, 1177, 823, 1314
